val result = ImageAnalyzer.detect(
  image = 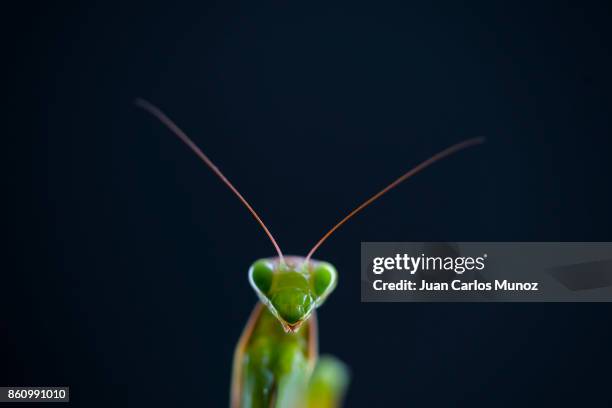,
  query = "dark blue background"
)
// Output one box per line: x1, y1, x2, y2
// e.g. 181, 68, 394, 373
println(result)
4, 1, 612, 406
